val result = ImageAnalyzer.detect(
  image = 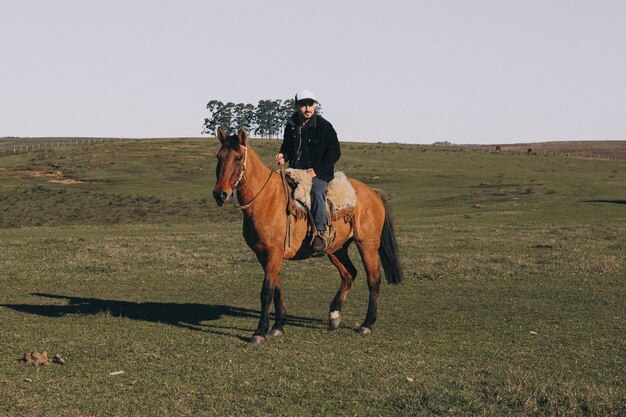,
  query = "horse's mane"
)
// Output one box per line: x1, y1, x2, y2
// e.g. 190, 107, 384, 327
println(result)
223, 135, 243, 150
